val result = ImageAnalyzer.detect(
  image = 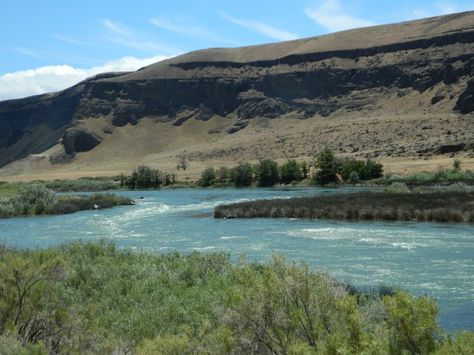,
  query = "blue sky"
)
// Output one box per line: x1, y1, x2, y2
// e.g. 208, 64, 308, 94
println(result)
1, 0, 473, 100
